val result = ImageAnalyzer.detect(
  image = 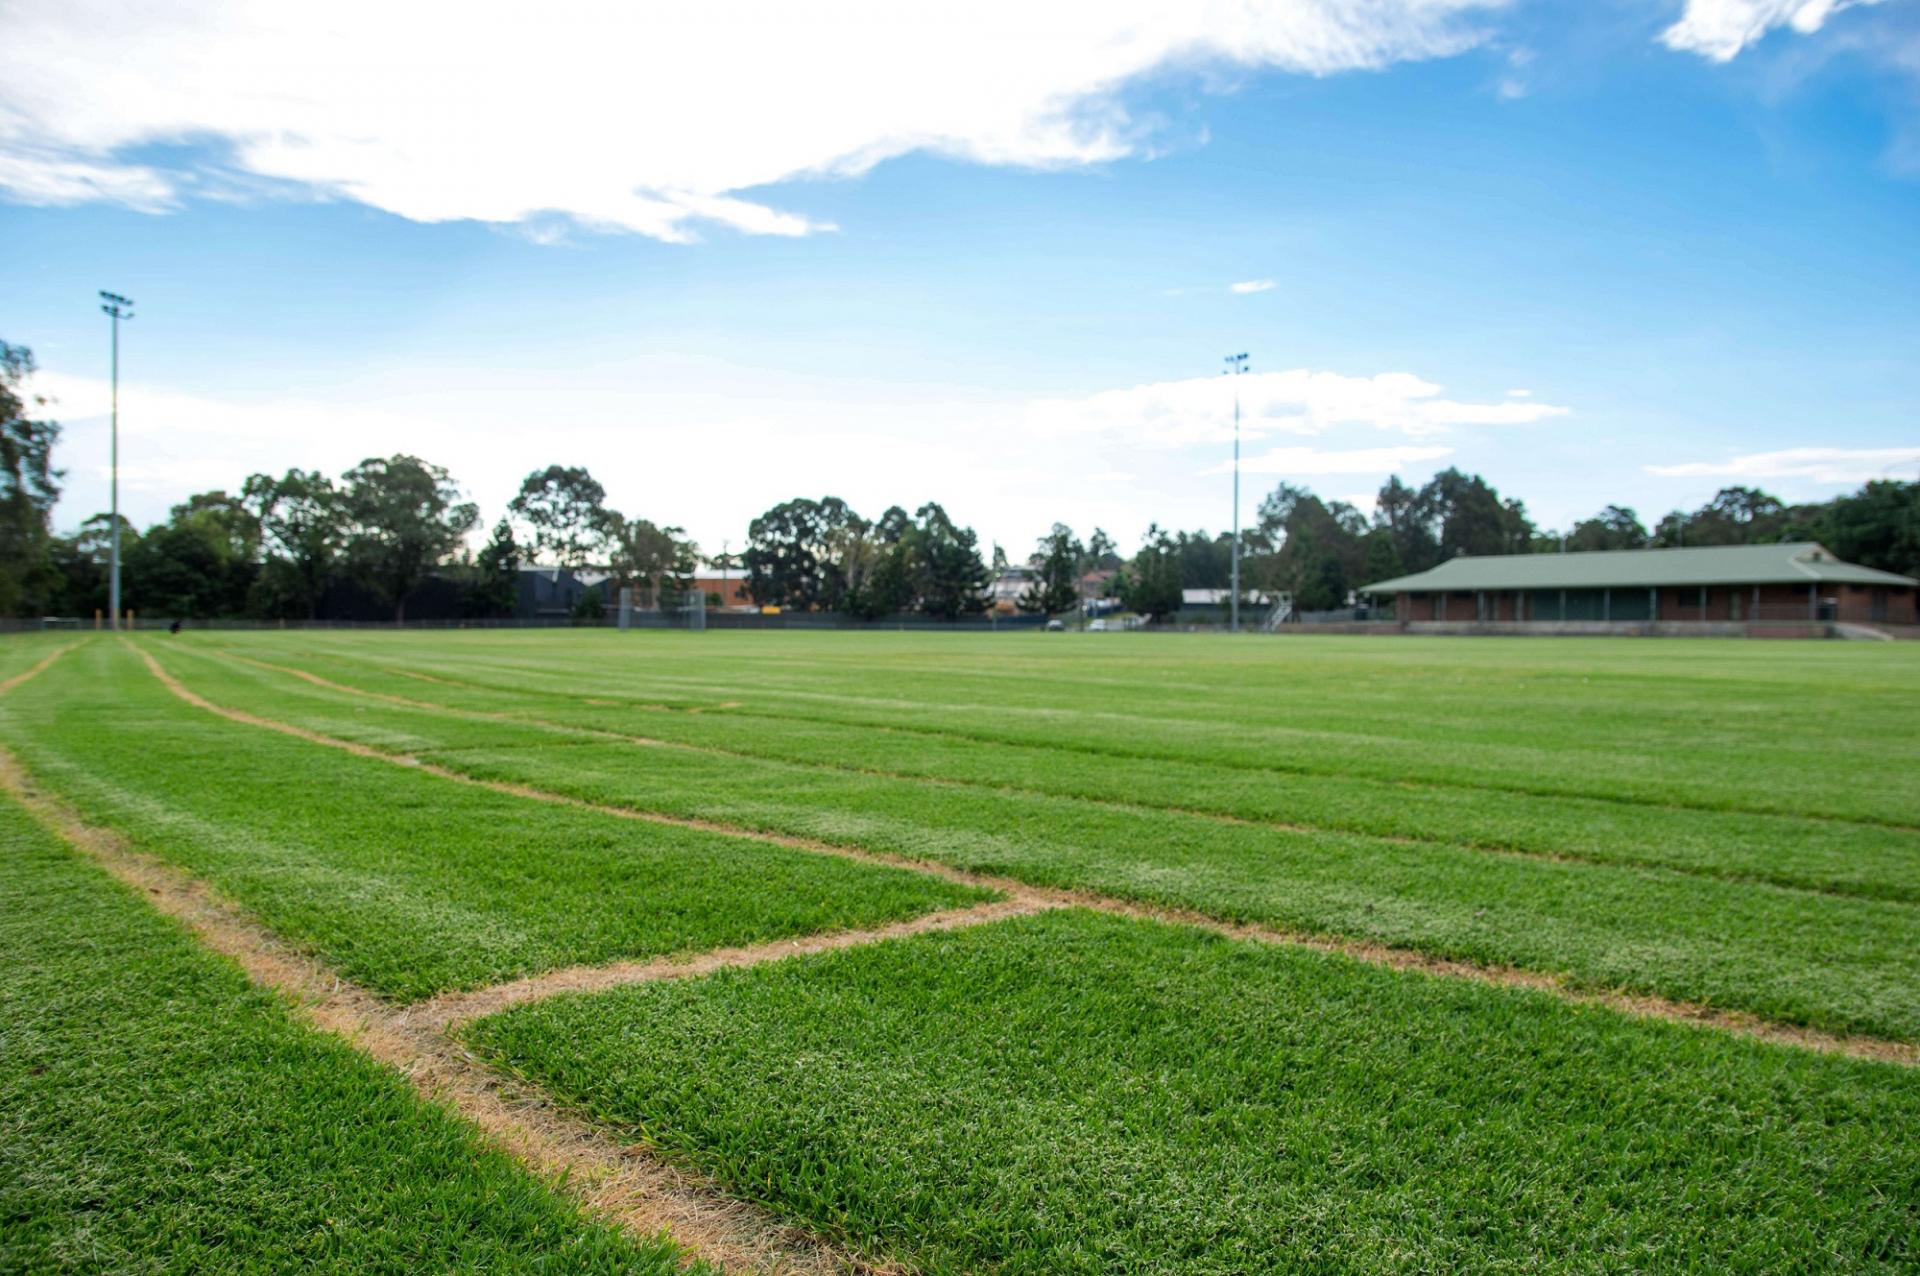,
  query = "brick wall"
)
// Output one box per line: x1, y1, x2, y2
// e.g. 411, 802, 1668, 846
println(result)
1835, 584, 1918, 625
